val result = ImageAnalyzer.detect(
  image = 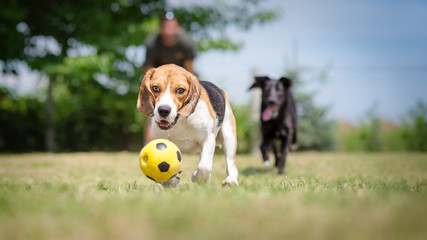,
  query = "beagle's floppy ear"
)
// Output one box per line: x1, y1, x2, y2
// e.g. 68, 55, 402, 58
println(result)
249, 76, 270, 90
178, 72, 201, 118
137, 68, 156, 117
279, 77, 292, 89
